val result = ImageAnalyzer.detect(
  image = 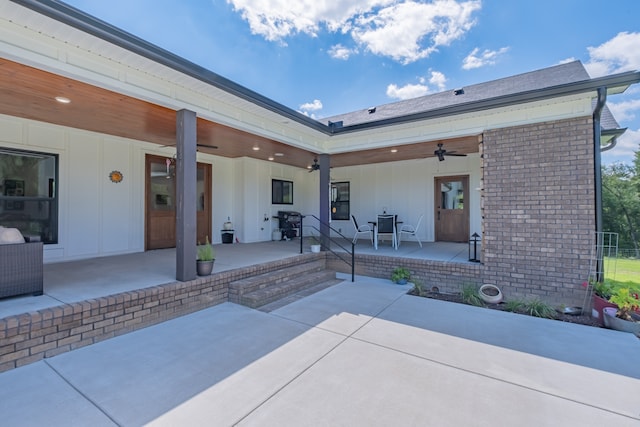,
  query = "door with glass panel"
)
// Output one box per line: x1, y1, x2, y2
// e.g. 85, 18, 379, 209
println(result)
145, 154, 211, 250
434, 175, 469, 242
